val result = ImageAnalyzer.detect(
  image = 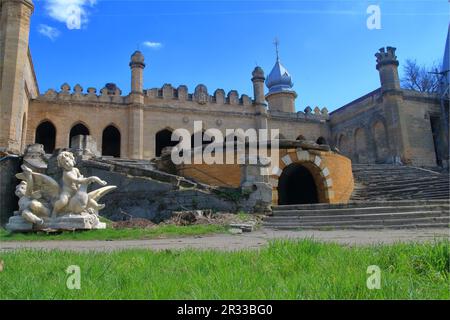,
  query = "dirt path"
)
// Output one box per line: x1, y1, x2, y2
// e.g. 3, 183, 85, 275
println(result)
0, 228, 448, 252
